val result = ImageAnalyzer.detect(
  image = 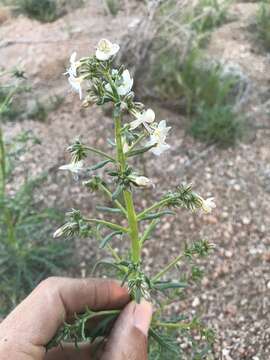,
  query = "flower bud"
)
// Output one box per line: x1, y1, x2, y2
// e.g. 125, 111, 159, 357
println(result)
130, 175, 154, 188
